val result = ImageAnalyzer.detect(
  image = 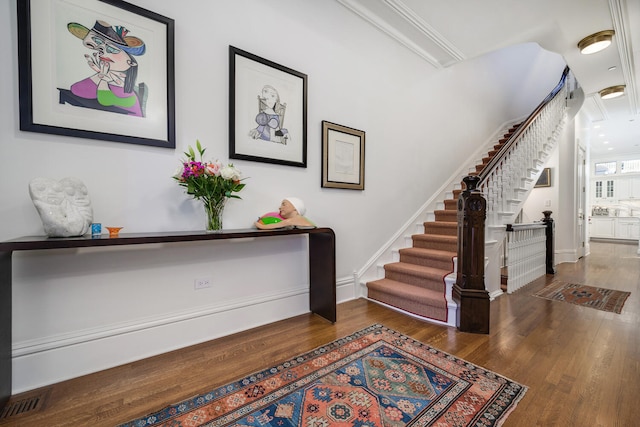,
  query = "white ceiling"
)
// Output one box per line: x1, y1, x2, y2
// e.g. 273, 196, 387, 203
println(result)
336, 0, 640, 158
